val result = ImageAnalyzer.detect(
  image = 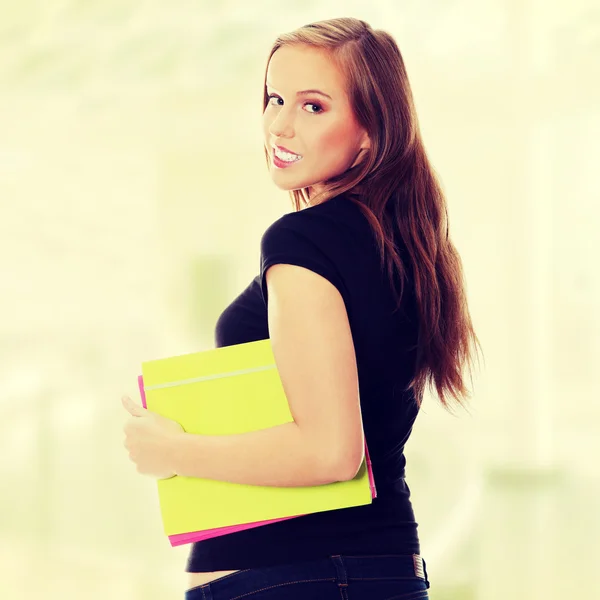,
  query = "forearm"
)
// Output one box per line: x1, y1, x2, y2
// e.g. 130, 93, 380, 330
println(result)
169, 421, 346, 487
